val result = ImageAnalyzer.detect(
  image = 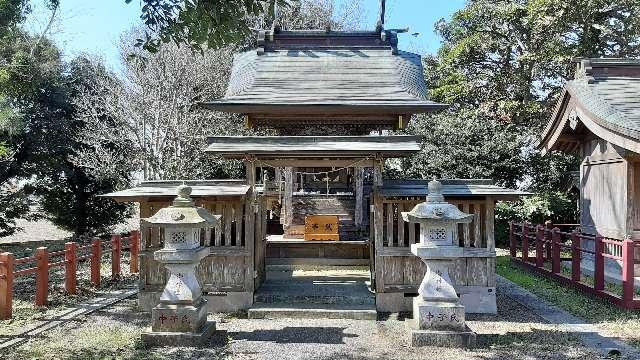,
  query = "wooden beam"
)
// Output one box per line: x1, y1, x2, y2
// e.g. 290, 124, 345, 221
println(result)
257, 159, 375, 168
